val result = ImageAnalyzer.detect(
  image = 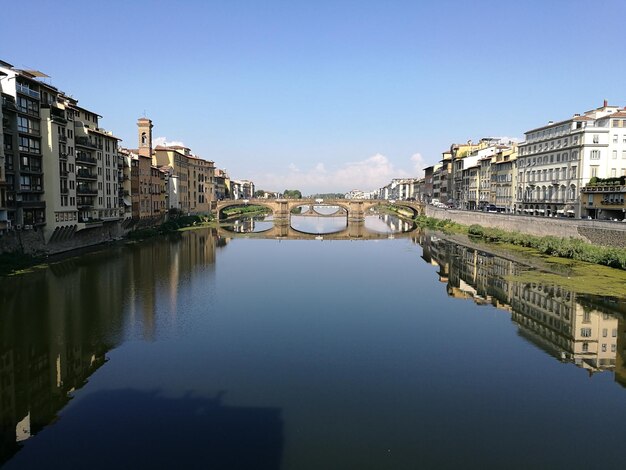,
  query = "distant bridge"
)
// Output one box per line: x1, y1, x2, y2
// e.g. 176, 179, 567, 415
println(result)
214, 198, 424, 221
